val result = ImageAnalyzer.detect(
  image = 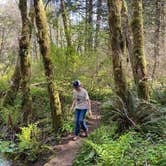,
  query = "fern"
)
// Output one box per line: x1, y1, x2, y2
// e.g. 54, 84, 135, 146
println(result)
101, 94, 166, 136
